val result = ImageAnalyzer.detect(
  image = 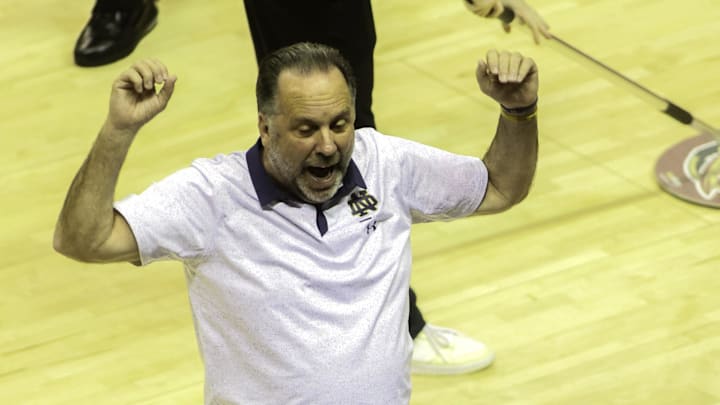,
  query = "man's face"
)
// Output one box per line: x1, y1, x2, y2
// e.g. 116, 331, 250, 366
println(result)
259, 67, 356, 204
